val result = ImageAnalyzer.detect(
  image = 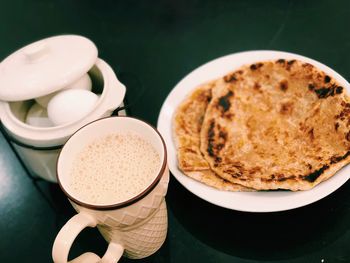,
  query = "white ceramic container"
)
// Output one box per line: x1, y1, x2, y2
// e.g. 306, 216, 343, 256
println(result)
0, 35, 126, 182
